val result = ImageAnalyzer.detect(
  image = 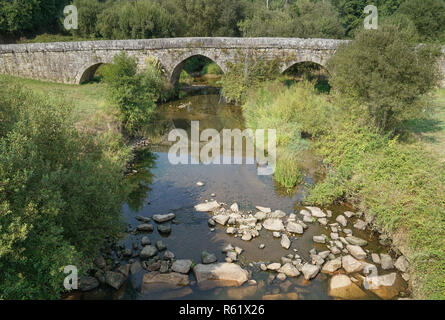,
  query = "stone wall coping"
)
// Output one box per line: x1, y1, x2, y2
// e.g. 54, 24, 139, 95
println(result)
0, 37, 350, 53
